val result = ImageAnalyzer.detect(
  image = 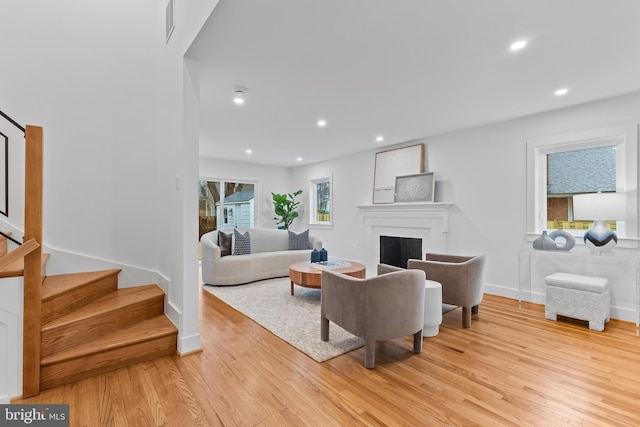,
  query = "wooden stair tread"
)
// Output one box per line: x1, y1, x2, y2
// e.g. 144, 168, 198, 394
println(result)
42, 284, 165, 330
0, 253, 49, 278
42, 269, 121, 300
41, 315, 177, 366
